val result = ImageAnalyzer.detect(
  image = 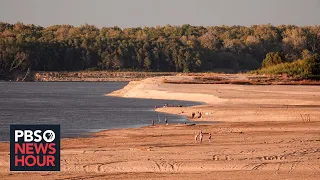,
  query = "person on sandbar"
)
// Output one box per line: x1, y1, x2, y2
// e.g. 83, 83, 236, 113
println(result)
195, 132, 199, 142
199, 131, 203, 143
